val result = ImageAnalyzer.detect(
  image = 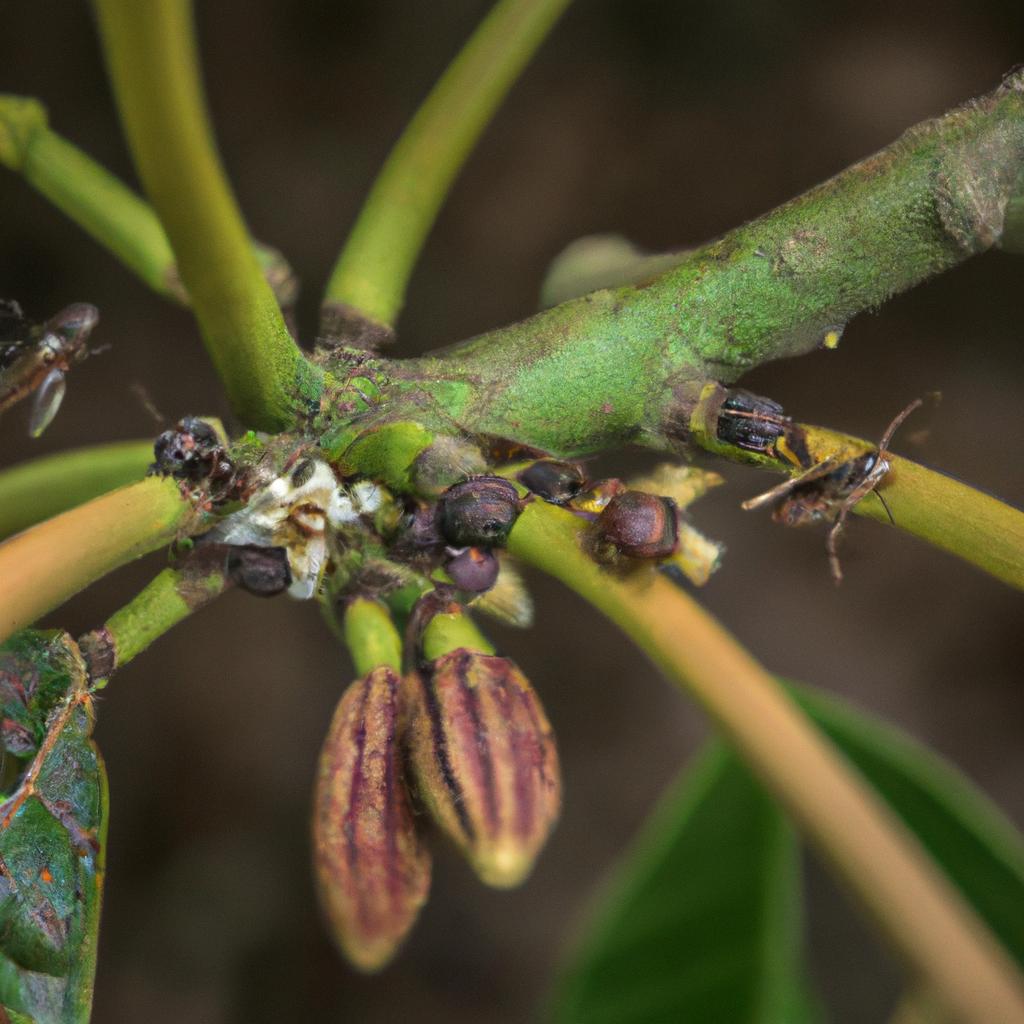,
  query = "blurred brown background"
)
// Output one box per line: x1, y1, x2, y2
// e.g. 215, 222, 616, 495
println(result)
2, 2, 1023, 1021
